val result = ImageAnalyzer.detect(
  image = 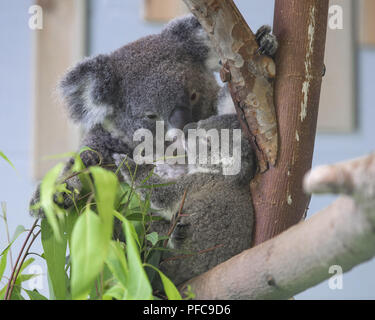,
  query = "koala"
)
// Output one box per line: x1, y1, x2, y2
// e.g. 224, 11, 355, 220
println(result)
111, 24, 277, 286
111, 22, 277, 286
114, 112, 256, 286
29, 11, 278, 287
30, 15, 222, 215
